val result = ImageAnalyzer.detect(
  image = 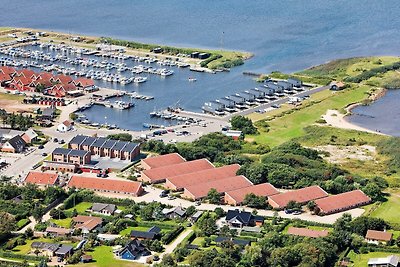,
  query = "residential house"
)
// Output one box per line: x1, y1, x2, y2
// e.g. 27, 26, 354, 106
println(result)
225, 209, 264, 228
117, 239, 150, 260
190, 211, 203, 224
52, 148, 91, 165
162, 206, 186, 219
52, 74, 73, 85
24, 171, 59, 186
330, 81, 346, 91
21, 129, 38, 144
31, 242, 60, 257
368, 255, 399, 267
72, 215, 103, 234
365, 230, 393, 245
1, 135, 26, 153
57, 120, 73, 132
49, 83, 77, 97
90, 203, 117, 216
55, 245, 73, 260
45, 227, 71, 237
